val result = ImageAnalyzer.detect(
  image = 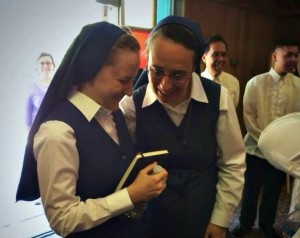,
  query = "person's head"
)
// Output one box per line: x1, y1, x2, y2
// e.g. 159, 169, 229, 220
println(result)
36, 52, 55, 79
272, 39, 299, 76
120, 25, 133, 35
201, 34, 228, 77
145, 16, 205, 107
29, 22, 140, 141
78, 32, 140, 111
